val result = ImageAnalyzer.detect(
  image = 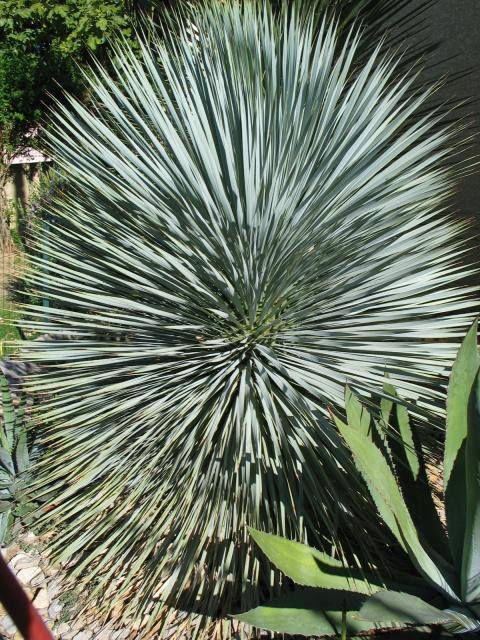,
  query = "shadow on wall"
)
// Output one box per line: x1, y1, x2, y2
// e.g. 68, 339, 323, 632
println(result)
409, 0, 480, 217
